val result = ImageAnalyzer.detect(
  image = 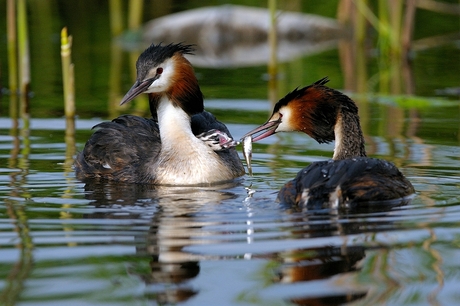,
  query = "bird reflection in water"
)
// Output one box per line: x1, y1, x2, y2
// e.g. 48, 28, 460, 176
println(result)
82, 180, 240, 305
82, 180, 400, 305
277, 246, 367, 305
266, 207, 401, 306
